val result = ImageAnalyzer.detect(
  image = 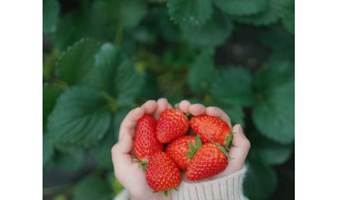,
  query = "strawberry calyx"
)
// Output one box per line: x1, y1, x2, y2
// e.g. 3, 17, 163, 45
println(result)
186, 136, 202, 159
215, 143, 226, 154
138, 159, 148, 170
224, 132, 234, 152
